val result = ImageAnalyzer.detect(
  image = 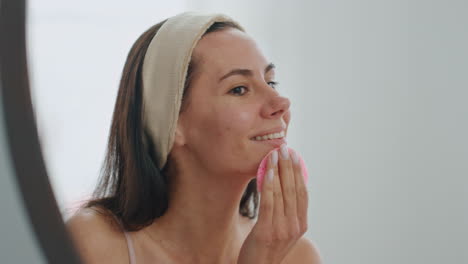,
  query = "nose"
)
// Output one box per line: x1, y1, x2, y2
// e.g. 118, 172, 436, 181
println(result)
261, 94, 291, 119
